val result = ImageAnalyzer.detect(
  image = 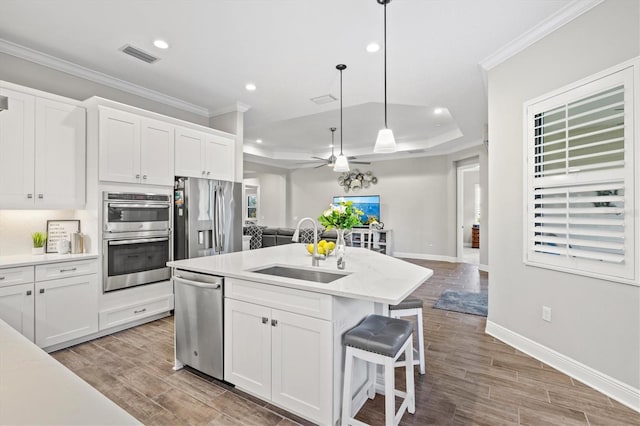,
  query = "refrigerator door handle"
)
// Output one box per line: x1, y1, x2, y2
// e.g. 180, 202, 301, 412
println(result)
218, 186, 225, 251
212, 183, 220, 253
